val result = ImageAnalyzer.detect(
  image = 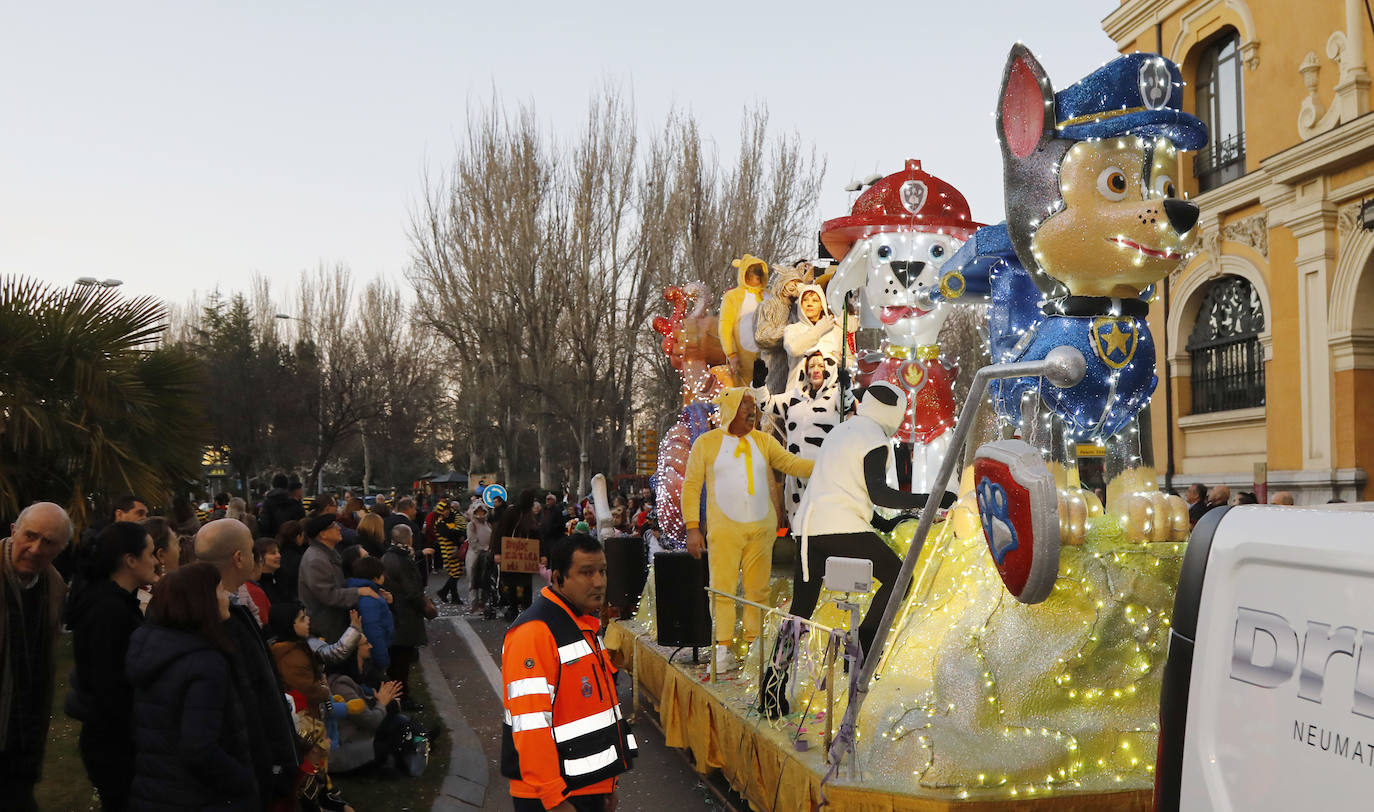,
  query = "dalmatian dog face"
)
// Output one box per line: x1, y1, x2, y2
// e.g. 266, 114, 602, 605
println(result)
826, 230, 966, 348
976, 477, 1018, 565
